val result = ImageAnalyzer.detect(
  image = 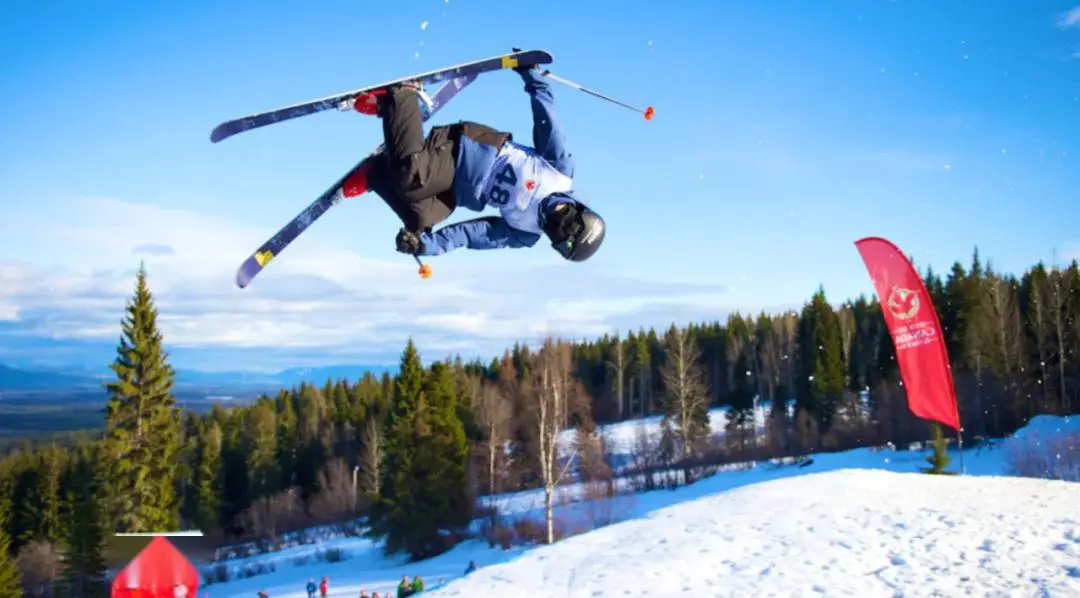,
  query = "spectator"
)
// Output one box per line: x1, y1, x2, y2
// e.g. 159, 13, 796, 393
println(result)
360, 590, 369, 598
307, 579, 317, 598
397, 575, 412, 598
320, 576, 330, 598
411, 576, 424, 594
465, 561, 478, 575
257, 591, 269, 598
